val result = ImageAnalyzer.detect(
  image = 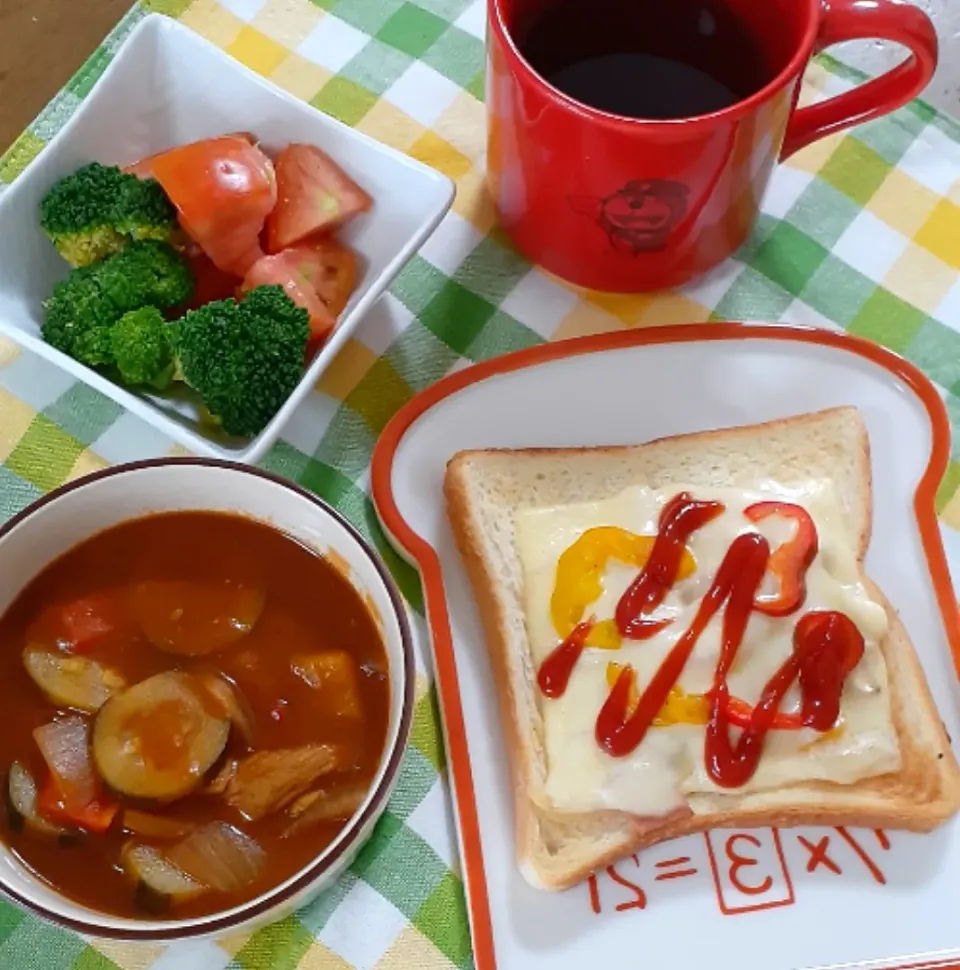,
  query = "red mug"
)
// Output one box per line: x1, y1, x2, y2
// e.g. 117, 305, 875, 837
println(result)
486, 0, 938, 292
